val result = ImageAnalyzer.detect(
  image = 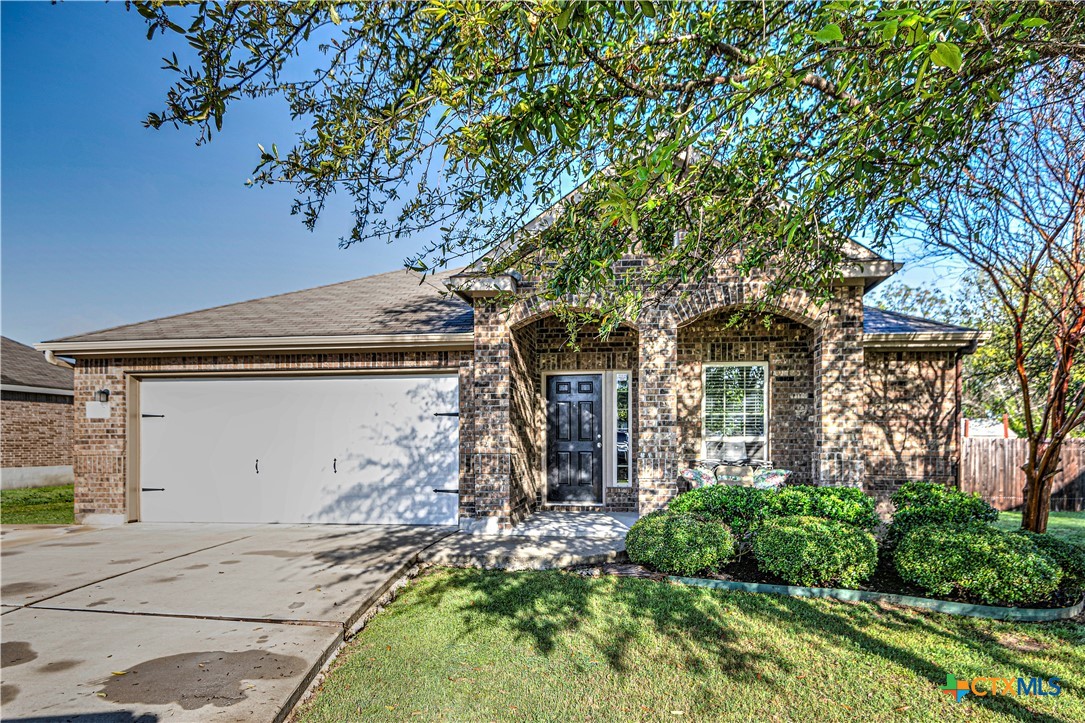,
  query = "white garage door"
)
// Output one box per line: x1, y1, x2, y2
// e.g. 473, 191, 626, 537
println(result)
138, 375, 460, 525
